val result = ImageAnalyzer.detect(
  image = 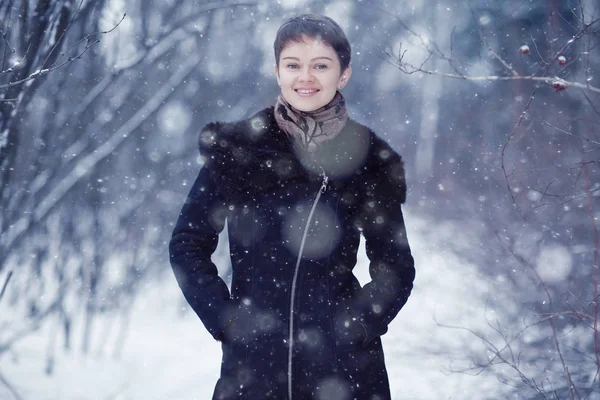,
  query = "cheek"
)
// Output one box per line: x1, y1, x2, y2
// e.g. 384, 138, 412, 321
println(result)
279, 73, 294, 87
324, 75, 341, 90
